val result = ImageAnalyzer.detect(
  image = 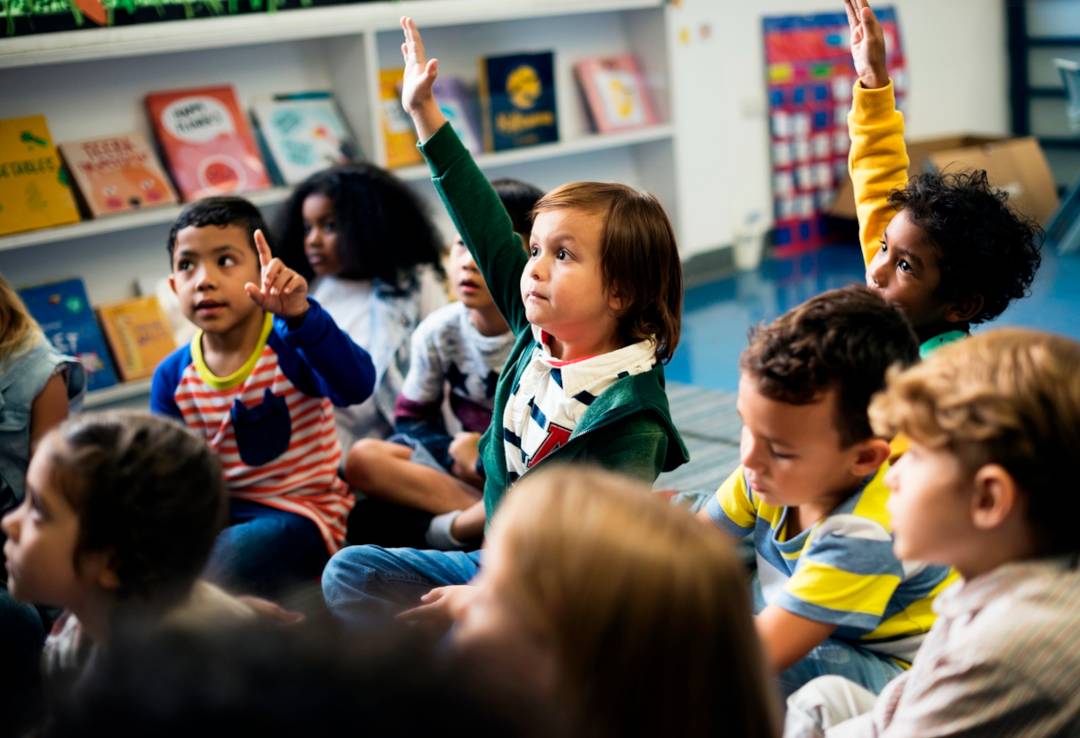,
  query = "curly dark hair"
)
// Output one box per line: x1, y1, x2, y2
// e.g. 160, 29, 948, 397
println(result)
740, 285, 919, 446
273, 163, 445, 289
166, 196, 270, 265
887, 170, 1043, 325
46, 412, 226, 607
